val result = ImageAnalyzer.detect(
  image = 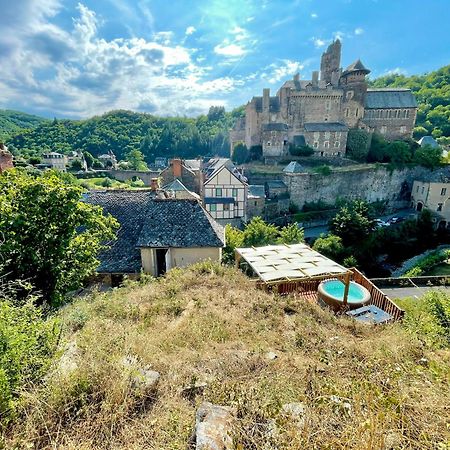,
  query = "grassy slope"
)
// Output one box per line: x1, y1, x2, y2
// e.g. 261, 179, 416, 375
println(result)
5, 264, 449, 449
0, 109, 48, 141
